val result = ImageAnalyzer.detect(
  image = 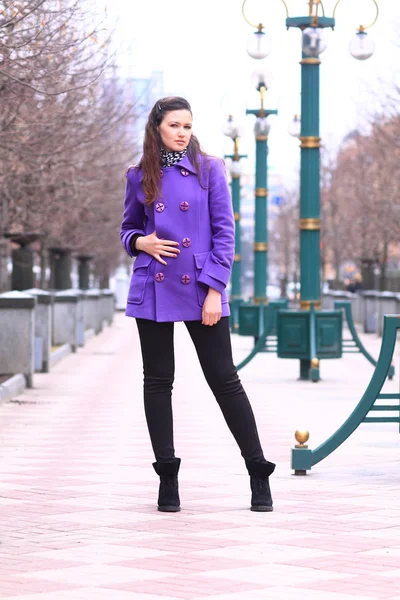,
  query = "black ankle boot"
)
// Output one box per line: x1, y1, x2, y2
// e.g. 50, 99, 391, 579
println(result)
245, 460, 275, 512
152, 458, 181, 513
